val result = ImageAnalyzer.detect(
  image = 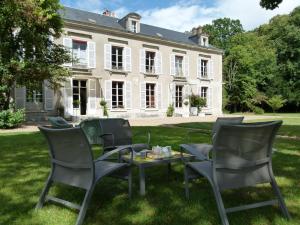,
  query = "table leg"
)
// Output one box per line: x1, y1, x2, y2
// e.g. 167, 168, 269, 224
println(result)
139, 166, 146, 196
